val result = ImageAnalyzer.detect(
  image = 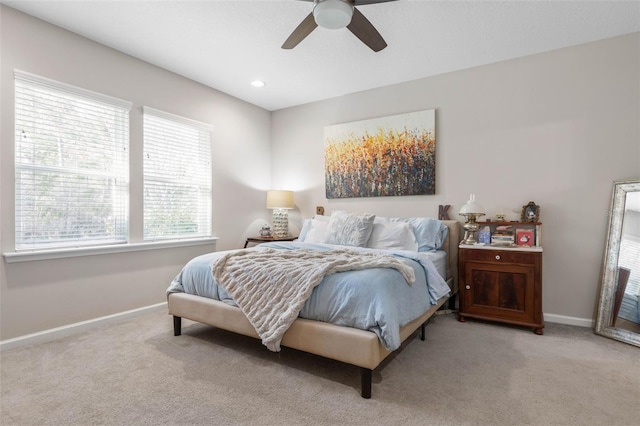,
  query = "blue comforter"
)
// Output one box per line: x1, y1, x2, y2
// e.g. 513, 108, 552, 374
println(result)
167, 242, 450, 350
